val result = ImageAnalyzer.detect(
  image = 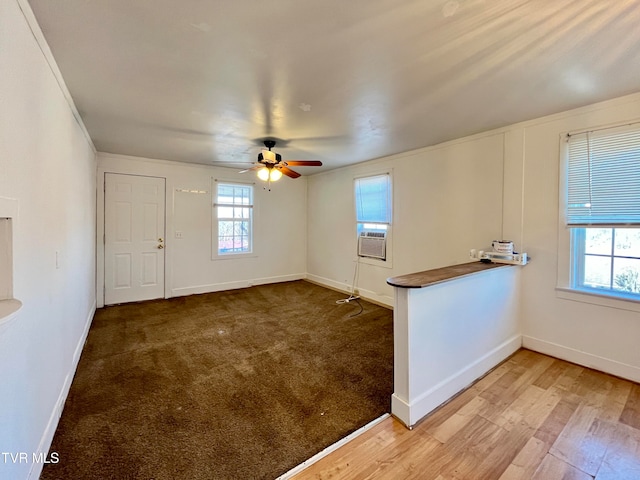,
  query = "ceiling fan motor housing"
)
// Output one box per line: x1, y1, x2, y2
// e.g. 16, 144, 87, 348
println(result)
258, 151, 282, 164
